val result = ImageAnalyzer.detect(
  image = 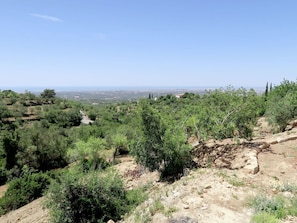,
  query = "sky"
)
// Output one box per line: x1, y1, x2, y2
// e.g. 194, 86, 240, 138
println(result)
1, 0, 297, 90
